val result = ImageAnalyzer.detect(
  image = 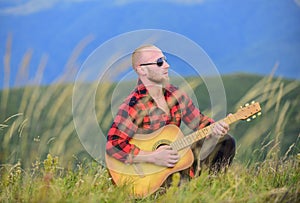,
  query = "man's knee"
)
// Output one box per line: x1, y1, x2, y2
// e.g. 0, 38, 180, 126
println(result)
210, 134, 236, 170
221, 134, 236, 158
